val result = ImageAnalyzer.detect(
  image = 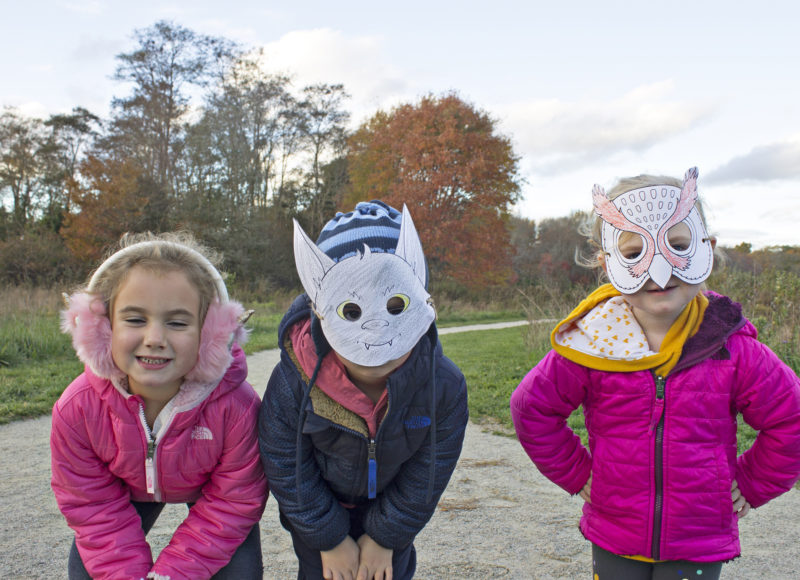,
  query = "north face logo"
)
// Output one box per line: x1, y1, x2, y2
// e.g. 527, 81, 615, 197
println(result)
191, 426, 213, 440
404, 416, 431, 429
